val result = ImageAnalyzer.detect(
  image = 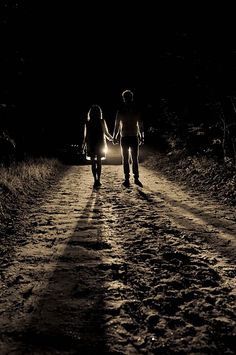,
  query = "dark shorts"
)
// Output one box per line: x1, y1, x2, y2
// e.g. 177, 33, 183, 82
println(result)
121, 136, 139, 148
